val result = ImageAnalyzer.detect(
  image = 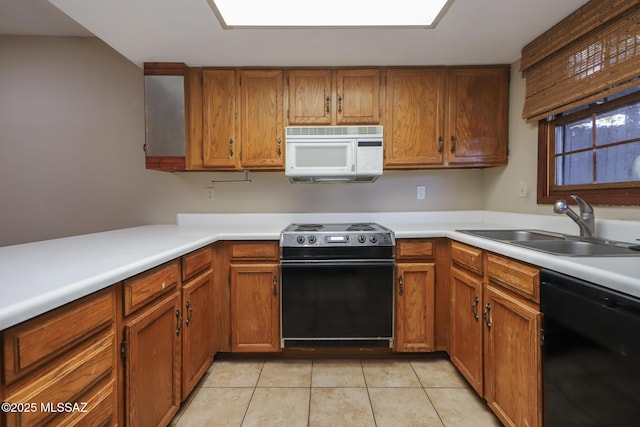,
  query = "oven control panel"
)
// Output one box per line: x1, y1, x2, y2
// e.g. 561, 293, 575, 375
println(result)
281, 232, 394, 247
